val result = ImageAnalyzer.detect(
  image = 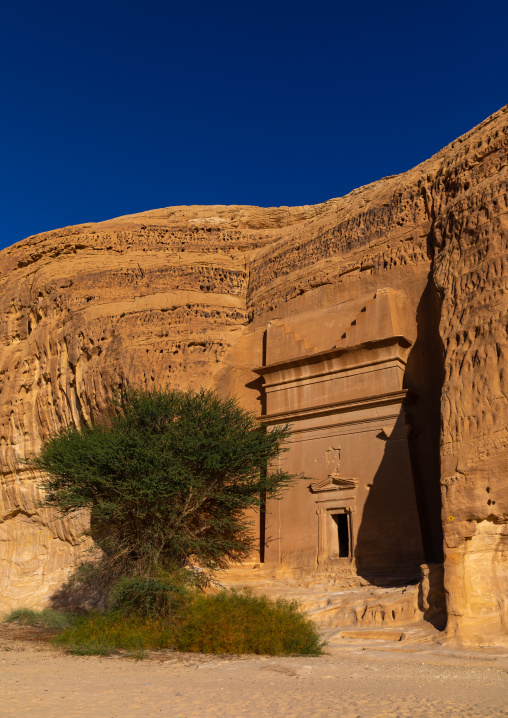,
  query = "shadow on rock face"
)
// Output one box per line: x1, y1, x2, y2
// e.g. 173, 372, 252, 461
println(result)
49, 572, 108, 612
418, 563, 447, 631
403, 269, 445, 565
